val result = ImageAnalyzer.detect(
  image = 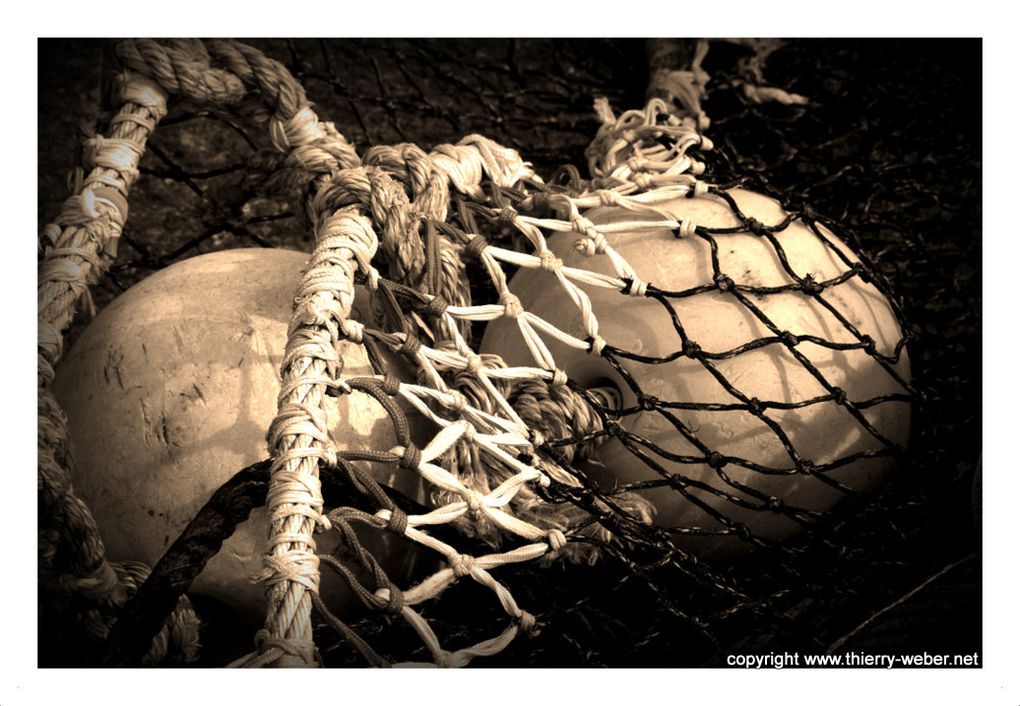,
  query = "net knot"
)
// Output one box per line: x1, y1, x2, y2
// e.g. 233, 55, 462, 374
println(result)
623, 277, 648, 297
449, 552, 476, 578
797, 459, 817, 475
780, 330, 799, 348
589, 335, 607, 355
632, 173, 654, 189
767, 497, 785, 513
575, 233, 609, 256
831, 387, 848, 405
682, 339, 702, 358
714, 273, 734, 292
742, 217, 769, 236
464, 489, 485, 517
422, 295, 449, 318
571, 214, 597, 237
799, 274, 823, 295
538, 249, 563, 272
675, 219, 697, 238
546, 529, 567, 552
597, 189, 621, 206
707, 451, 726, 470
639, 393, 660, 411
397, 444, 422, 471
520, 191, 551, 211
446, 389, 468, 412
385, 507, 408, 536
464, 353, 484, 374
860, 334, 876, 354
747, 397, 763, 415
497, 207, 519, 228
381, 373, 402, 396
374, 586, 406, 615
465, 234, 489, 260
399, 333, 422, 357
501, 292, 524, 319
